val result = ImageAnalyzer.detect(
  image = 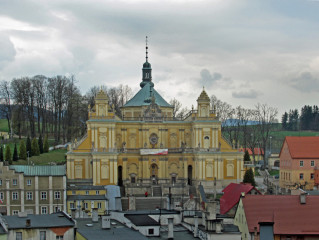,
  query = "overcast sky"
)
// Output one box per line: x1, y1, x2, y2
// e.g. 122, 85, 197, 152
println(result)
1, 0, 319, 118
